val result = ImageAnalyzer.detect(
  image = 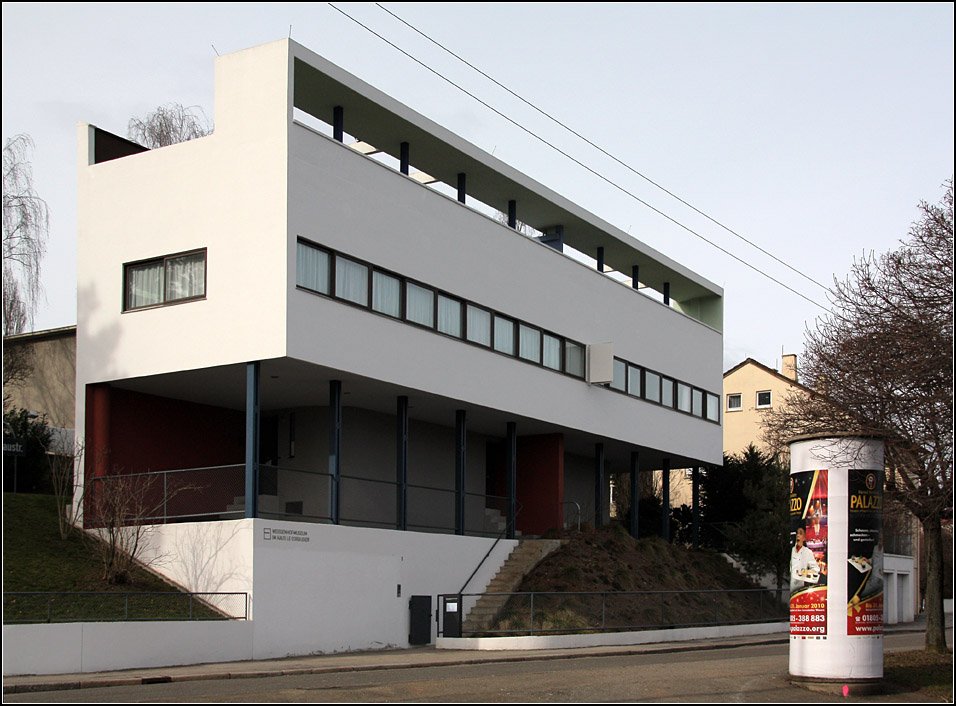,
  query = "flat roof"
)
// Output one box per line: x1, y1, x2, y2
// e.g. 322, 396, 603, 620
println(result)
288, 40, 722, 306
